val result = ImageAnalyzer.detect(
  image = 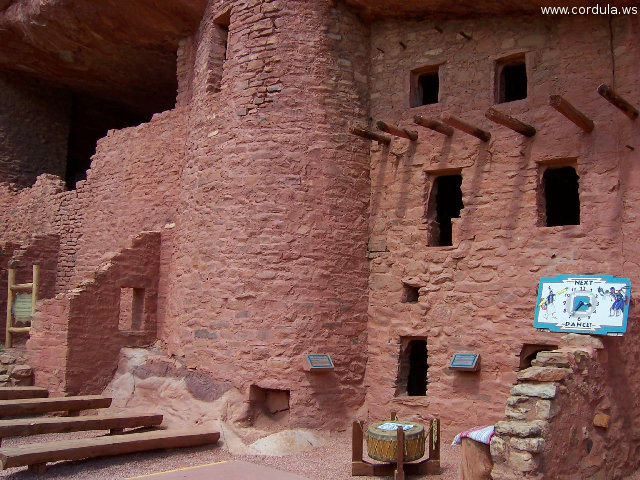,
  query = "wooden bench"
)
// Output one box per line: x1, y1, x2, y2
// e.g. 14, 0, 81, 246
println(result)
0, 427, 220, 473
0, 413, 163, 445
0, 387, 49, 401
0, 395, 111, 417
